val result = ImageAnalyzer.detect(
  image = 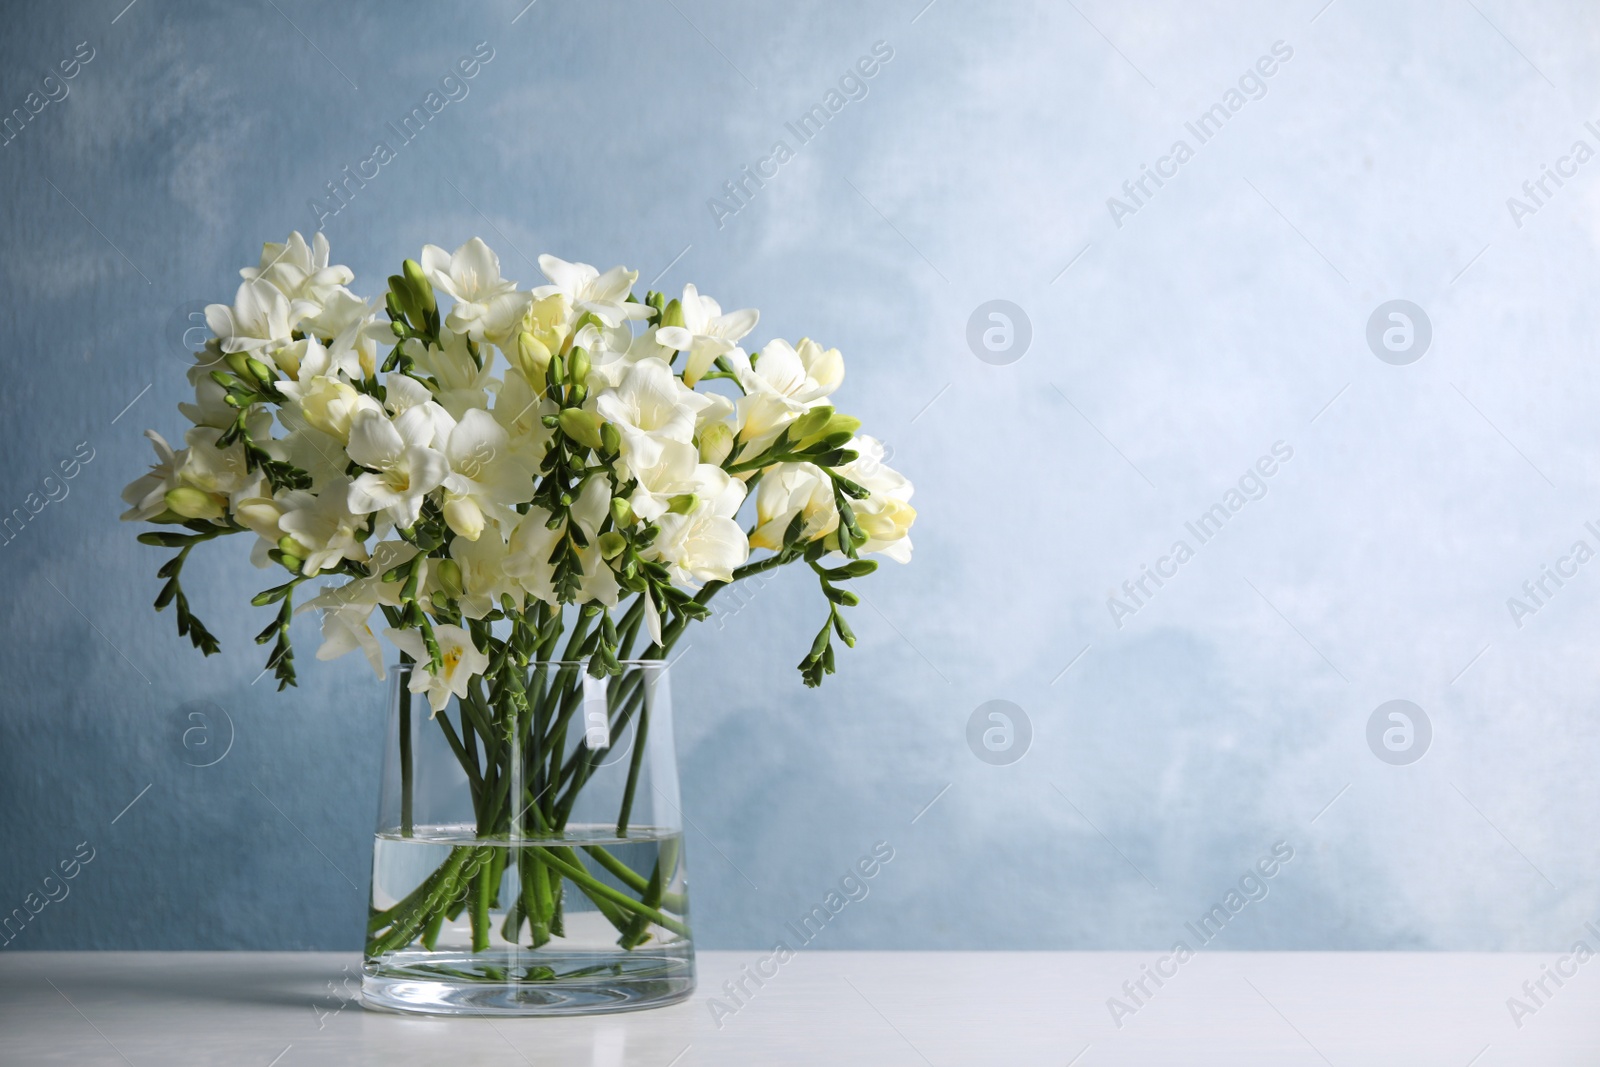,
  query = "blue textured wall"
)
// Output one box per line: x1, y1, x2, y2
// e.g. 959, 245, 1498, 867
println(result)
3, 0, 1598, 953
